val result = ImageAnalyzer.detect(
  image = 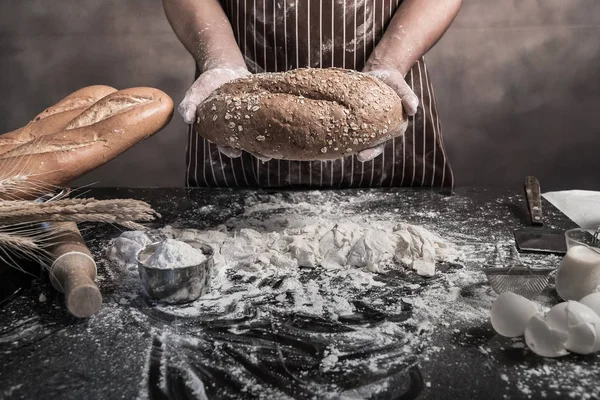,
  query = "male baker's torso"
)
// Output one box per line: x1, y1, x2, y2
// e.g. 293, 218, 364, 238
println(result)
186, 0, 454, 188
